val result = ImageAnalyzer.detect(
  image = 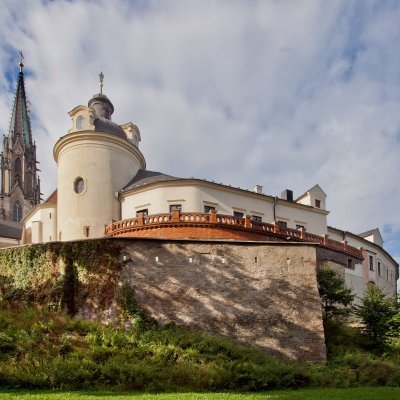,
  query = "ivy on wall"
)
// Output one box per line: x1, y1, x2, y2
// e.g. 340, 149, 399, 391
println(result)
0, 239, 123, 316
